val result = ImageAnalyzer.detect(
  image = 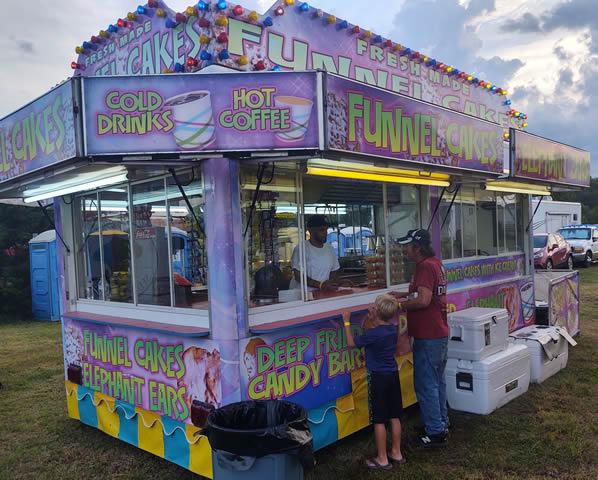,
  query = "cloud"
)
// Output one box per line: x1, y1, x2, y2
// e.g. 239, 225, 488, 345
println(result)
15, 40, 35, 54
500, 12, 542, 33
389, 0, 523, 85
